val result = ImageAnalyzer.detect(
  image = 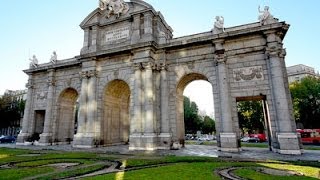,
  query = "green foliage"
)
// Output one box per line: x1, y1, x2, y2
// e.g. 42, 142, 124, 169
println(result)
184, 96, 216, 134
290, 76, 320, 128
237, 100, 264, 134
183, 96, 202, 134
0, 92, 25, 128
201, 116, 215, 134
